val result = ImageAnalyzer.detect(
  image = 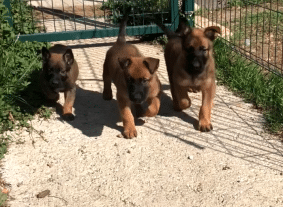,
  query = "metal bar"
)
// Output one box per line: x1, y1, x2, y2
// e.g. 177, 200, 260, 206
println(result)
92, 0, 96, 30
72, 0, 77, 30
234, 0, 237, 46
3, 0, 13, 28
18, 24, 168, 42
201, 0, 203, 28
250, 4, 253, 59
41, 0, 46, 32
51, 0, 56, 32
274, 0, 279, 66
62, 0, 67, 31
267, 0, 272, 69
170, 0, 179, 31
83, 0, 86, 30
255, 1, 259, 64
262, 1, 266, 66
29, 0, 36, 33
